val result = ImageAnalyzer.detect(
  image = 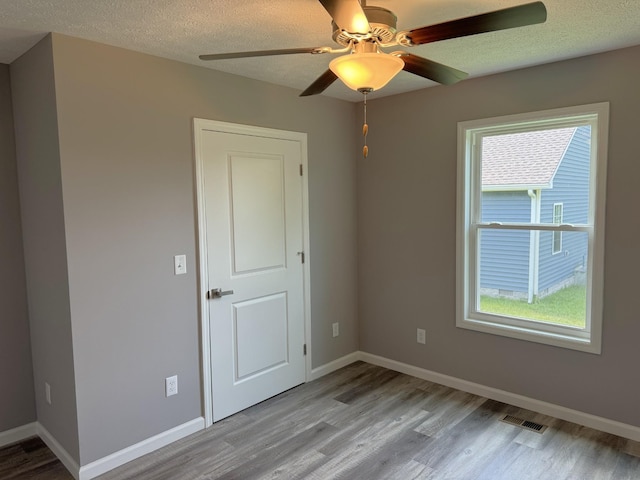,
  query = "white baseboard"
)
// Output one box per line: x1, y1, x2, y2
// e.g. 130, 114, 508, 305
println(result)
78, 417, 205, 480
0, 422, 38, 448
359, 351, 640, 442
309, 351, 361, 381
37, 423, 81, 479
